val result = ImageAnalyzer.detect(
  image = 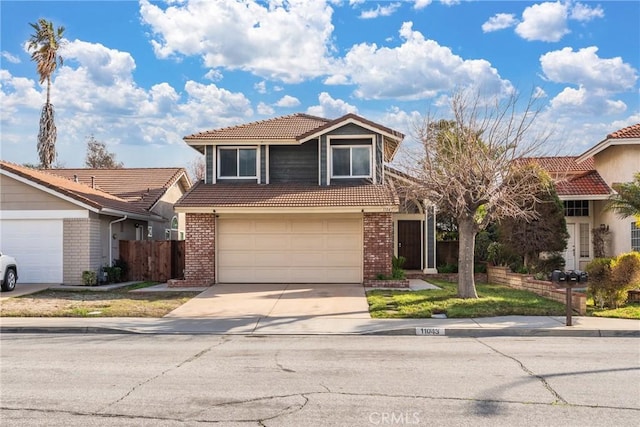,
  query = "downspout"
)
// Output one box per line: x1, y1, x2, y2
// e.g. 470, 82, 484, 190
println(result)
109, 216, 128, 267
